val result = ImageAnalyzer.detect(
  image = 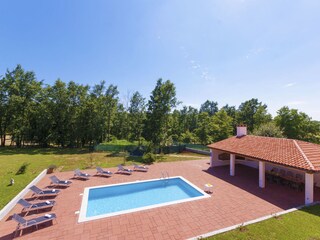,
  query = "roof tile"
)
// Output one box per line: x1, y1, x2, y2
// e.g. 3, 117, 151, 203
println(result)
208, 135, 320, 172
